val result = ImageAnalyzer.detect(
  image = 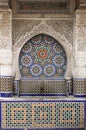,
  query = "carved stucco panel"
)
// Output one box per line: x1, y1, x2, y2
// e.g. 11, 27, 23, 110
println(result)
78, 42, 86, 51
76, 10, 86, 51
13, 19, 41, 45
0, 10, 12, 49
76, 13, 86, 25
13, 20, 73, 51
73, 10, 86, 78
46, 20, 73, 45
13, 19, 73, 46
72, 55, 86, 78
